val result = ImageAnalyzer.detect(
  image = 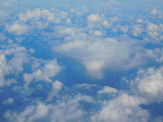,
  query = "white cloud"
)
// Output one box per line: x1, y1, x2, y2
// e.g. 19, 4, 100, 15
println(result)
0, 0, 17, 7
146, 22, 159, 39
3, 98, 14, 104
150, 8, 157, 15
6, 23, 29, 35
5, 98, 84, 122
24, 59, 62, 87
119, 25, 128, 33
133, 66, 163, 103
102, 20, 112, 28
54, 35, 149, 78
17, 9, 61, 30
1, 2, 163, 122
75, 83, 97, 90
91, 93, 149, 122
0, 54, 8, 87
19, 9, 55, 22
87, 14, 101, 22
0, 33, 6, 41
0, 44, 29, 87
93, 30, 103, 36
98, 86, 118, 94
46, 80, 63, 101
154, 116, 163, 122
132, 24, 144, 37
5, 103, 49, 122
